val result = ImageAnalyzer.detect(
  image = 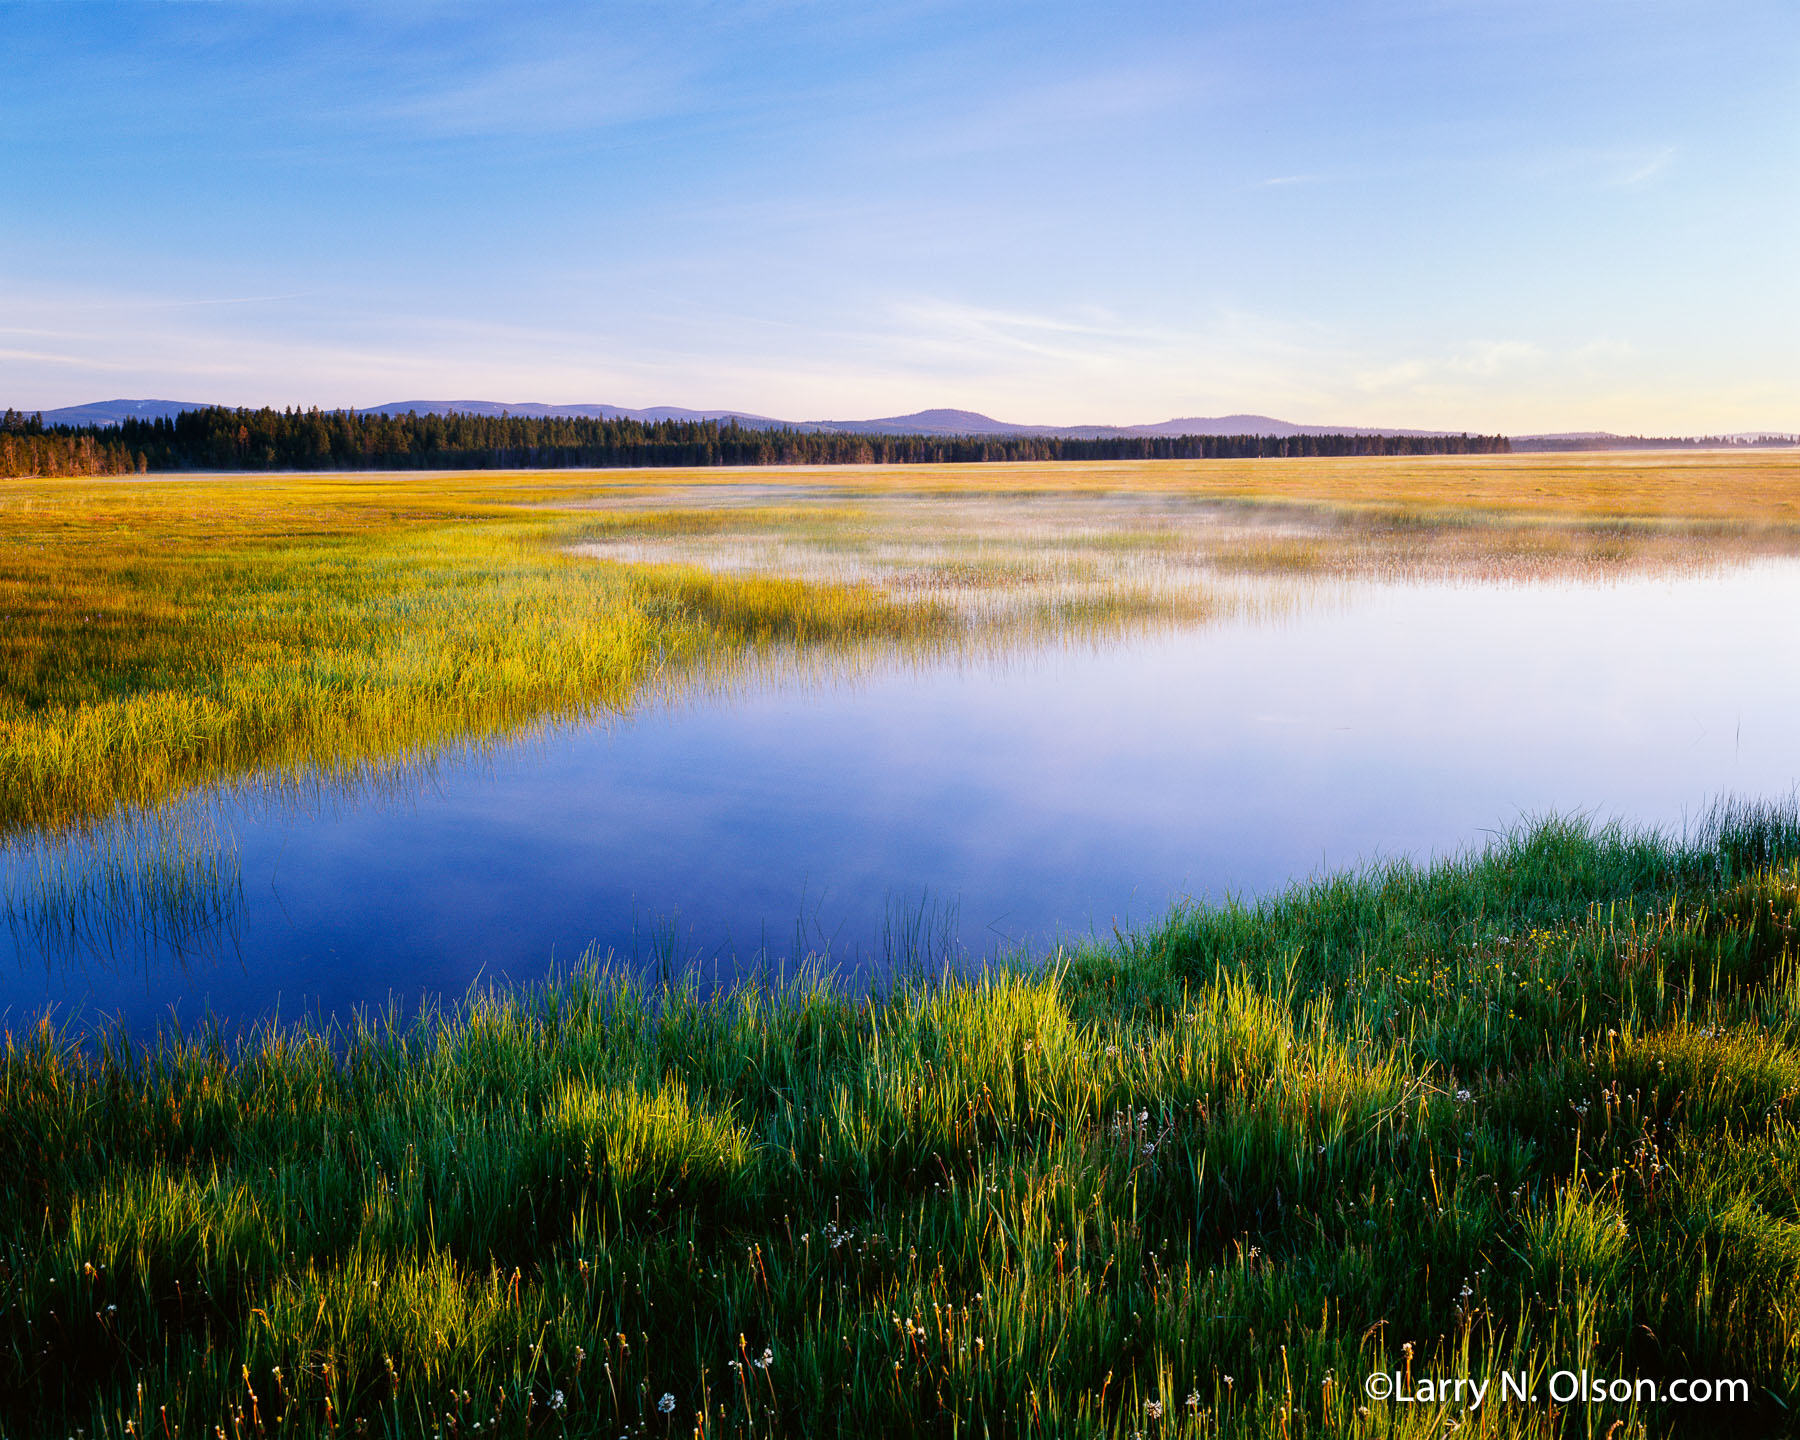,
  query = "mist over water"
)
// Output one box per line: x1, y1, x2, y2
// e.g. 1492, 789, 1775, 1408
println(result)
6, 541, 1798, 1036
